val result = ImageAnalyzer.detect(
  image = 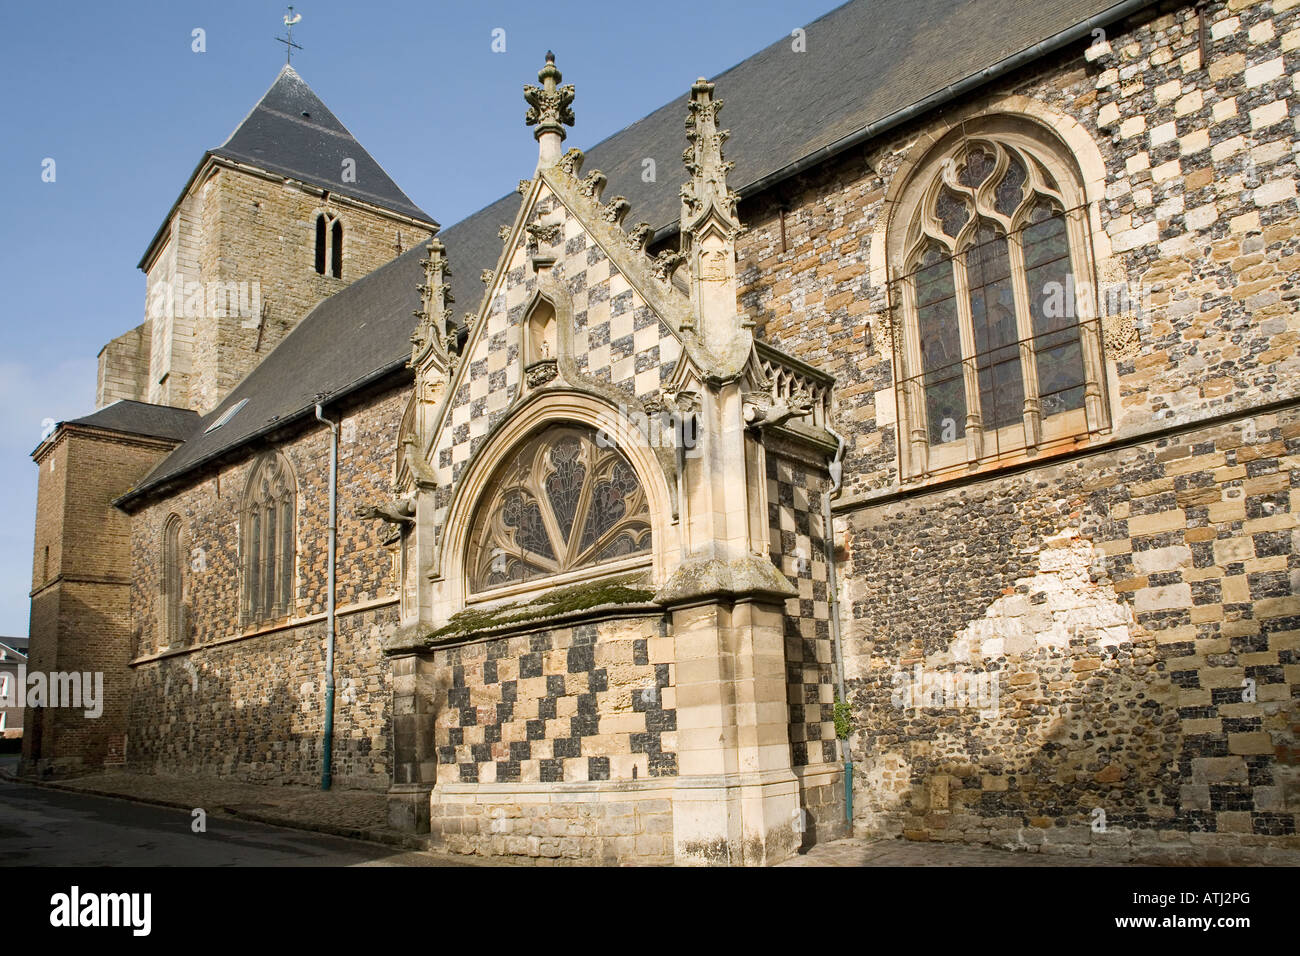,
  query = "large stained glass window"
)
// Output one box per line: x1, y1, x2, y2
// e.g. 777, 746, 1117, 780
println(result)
894, 133, 1105, 474
466, 426, 652, 594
